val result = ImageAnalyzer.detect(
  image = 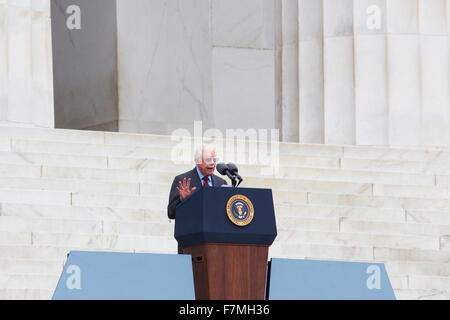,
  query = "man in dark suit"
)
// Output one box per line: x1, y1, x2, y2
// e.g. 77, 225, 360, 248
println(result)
167, 145, 228, 220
